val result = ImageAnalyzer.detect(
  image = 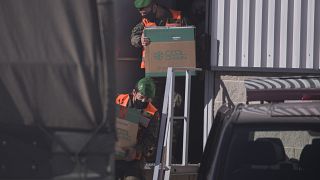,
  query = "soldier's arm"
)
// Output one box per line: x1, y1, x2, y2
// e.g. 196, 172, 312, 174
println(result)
130, 22, 144, 48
